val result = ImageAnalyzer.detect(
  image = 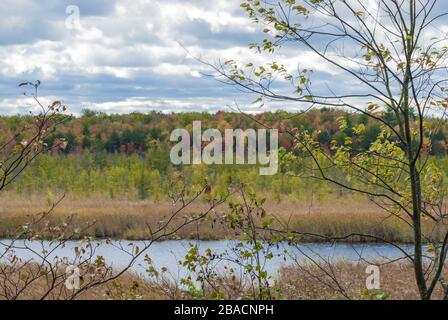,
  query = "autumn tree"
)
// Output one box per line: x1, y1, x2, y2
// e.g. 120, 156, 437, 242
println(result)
210, 0, 448, 299
0, 81, 66, 191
